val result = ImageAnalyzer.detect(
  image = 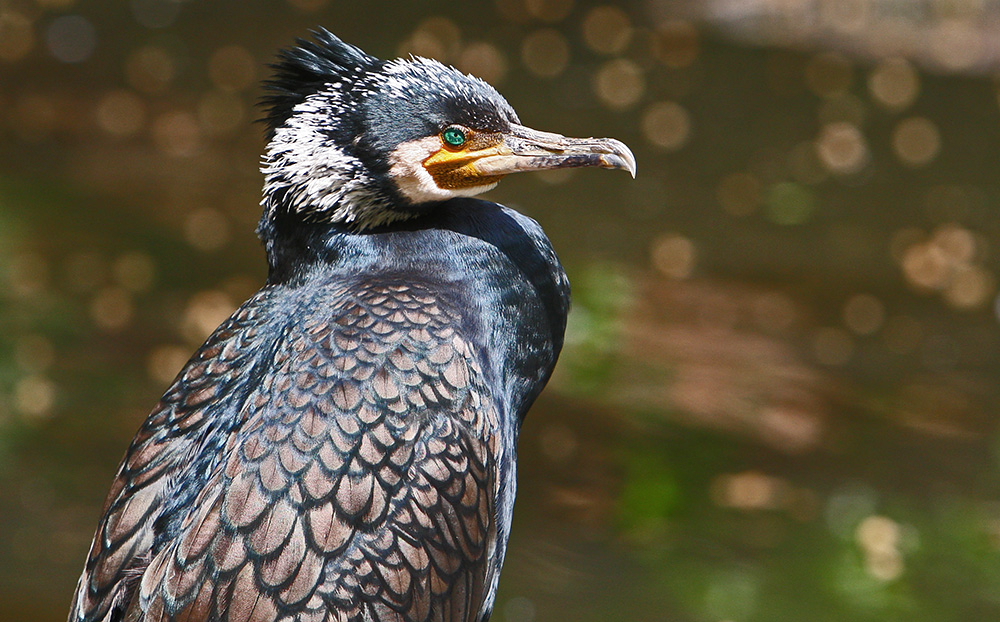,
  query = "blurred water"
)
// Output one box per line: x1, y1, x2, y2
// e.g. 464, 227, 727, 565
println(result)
1, 1, 1000, 620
